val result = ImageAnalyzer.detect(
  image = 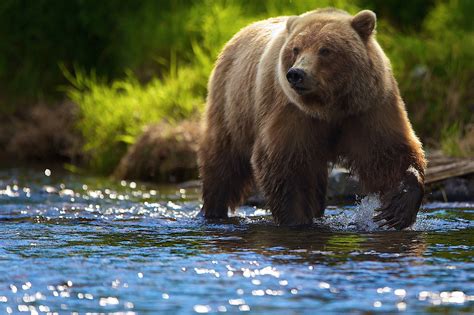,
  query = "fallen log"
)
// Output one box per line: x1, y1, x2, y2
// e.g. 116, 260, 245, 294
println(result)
425, 151, 474, 183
